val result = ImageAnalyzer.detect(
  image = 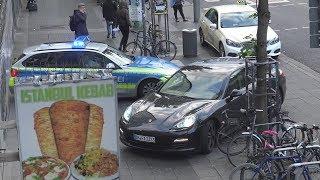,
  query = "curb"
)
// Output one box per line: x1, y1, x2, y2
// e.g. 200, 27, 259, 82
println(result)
281, 54, 320, 83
